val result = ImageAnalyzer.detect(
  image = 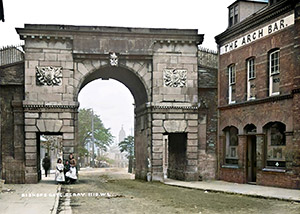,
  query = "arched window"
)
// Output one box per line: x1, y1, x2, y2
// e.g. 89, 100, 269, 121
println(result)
263, 122, 286, 168
224, 126, 239, 165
